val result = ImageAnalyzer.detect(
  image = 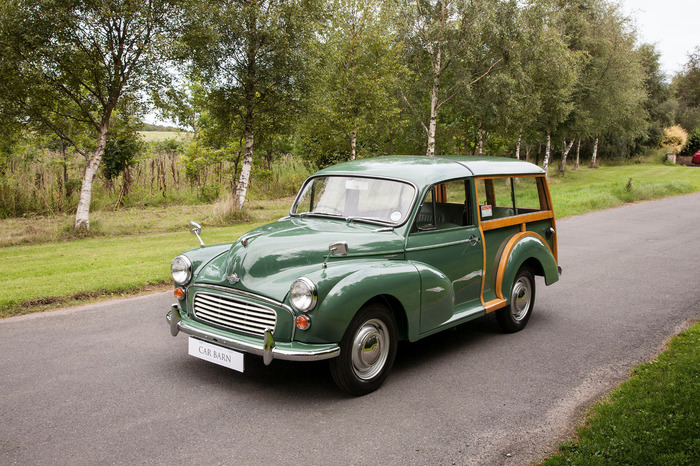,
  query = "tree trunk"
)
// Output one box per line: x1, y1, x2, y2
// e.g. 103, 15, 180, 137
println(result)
515, 128, 523, 160
477, 119, 484, 156
350, 120, 357, 161
542, 127, 551, 174
559, 138, 574, 173
62, 143, 69, 198
575, 139, 581, 170
426, 47, 441, 157
235, 109, 254, 209
465, 118, 470, 155
74, 120, 109, 230
589, 136, 599, 167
